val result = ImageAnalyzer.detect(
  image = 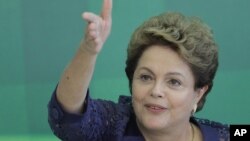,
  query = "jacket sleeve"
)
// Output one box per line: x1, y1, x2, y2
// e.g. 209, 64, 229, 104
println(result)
47, 87, 128, 141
